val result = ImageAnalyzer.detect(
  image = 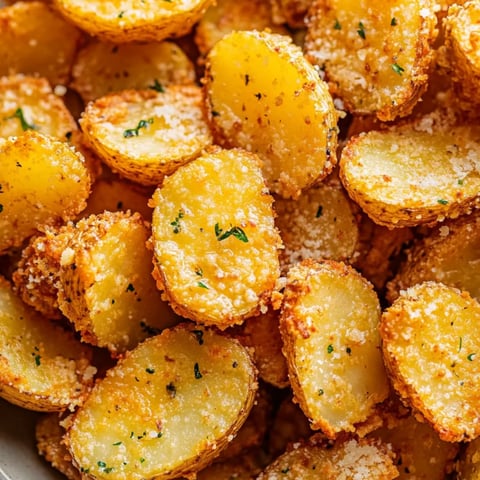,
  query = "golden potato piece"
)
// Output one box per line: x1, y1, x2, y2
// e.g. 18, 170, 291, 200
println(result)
52, 0, 215, 43
36, 414, 85, 480
444, 1, 480, 106
194, 0, 288, 56
280, 259, 389, 438
274, 181, 359, 273
0, 276, 96, 412
0, 130, 91, 254
70, 40, 196, 104
340, 121, 480, 228
387, 211, 480, 303
57, 211, 179, 354
66, 323, 257, 480
12, 225, 74, 320
370, 414, 459, 480
381, 281, 480, 442
80, 86, 213, 186
150, 147, 281, 329
204, 30, 338, 199
456, 437, 480, 480
0, 75, 77, 140
0, 1, 84, 86
257, 436, 399, 479
304, 0, 437, 121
